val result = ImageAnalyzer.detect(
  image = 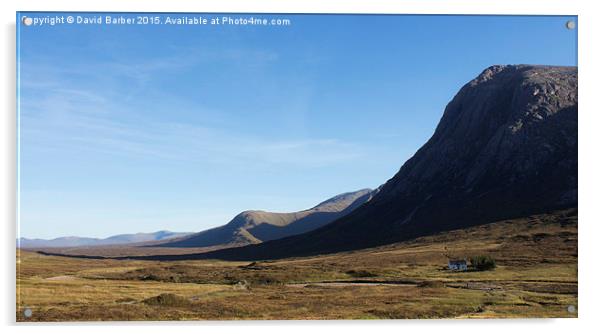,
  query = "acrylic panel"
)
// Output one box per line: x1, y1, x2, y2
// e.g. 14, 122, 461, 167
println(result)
16, 12, 578, 321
